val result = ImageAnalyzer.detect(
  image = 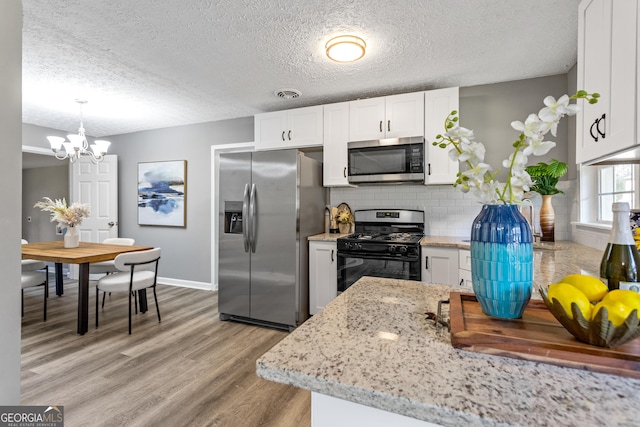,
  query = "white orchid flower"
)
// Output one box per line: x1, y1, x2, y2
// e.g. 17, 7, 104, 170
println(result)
511, 114, 550, 139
